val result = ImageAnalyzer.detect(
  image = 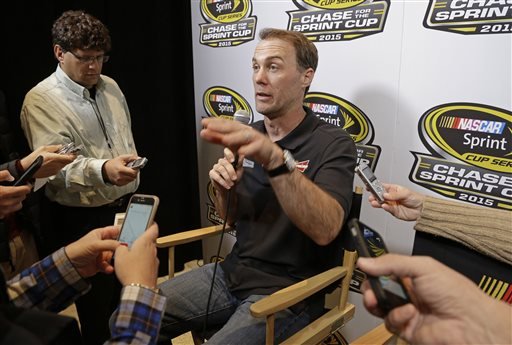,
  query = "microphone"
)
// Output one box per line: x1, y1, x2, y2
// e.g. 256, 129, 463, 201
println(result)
232, 109, 251, 168
233, 109, 251, 125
